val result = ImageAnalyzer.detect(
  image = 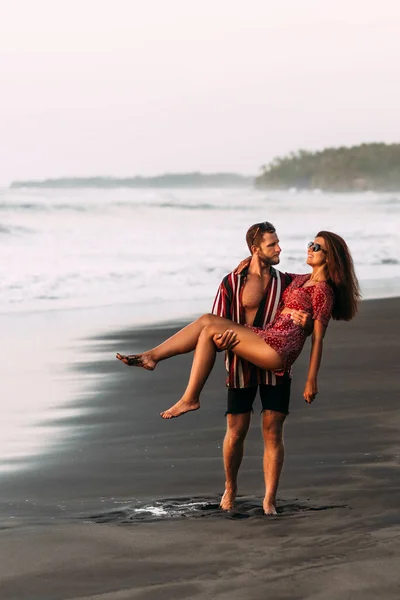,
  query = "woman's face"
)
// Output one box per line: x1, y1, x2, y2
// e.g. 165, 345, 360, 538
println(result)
306, 236, 328, 268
